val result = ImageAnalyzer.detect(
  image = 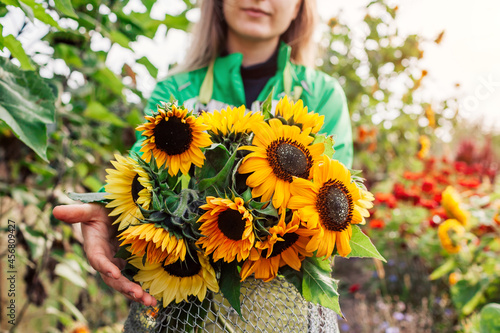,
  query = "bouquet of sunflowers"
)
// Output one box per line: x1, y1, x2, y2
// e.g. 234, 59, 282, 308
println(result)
73, 94, 384, 329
